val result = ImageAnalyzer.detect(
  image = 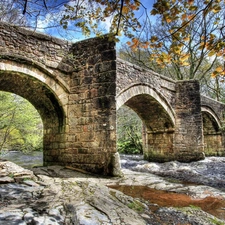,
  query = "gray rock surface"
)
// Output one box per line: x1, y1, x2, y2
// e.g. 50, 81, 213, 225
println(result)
0, 159, 225, 225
